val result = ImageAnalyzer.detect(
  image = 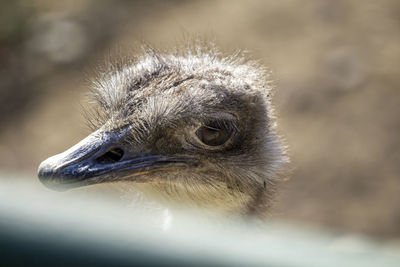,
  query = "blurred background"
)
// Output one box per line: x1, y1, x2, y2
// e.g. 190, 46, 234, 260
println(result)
1, 0, 399, 241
